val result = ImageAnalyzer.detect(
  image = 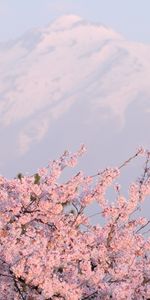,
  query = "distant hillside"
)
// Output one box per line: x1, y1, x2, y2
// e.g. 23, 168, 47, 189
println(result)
0, 15, 149, 178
